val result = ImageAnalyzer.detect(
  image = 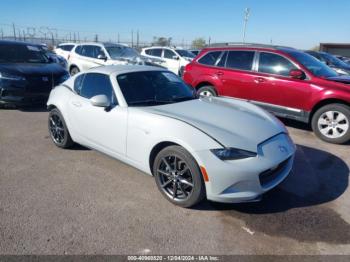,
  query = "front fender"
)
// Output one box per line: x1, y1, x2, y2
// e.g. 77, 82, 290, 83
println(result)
47, 85, 77, 141
126, 109, 222, 174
